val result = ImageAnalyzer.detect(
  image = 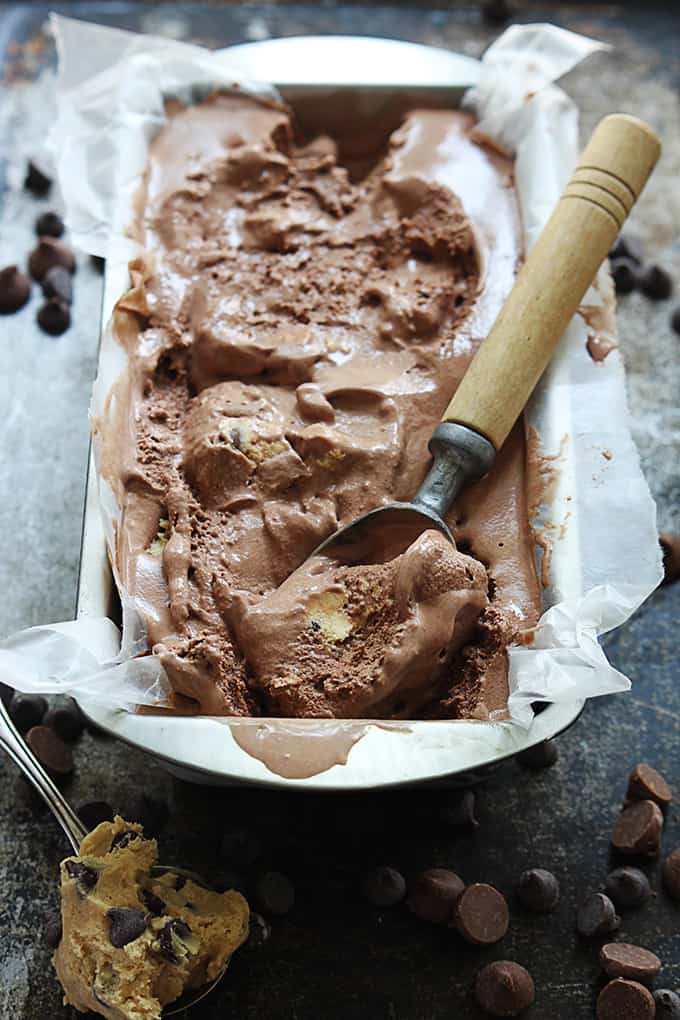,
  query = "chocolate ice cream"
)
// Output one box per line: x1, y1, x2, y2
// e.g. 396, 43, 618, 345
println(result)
97, 92, 540, 719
